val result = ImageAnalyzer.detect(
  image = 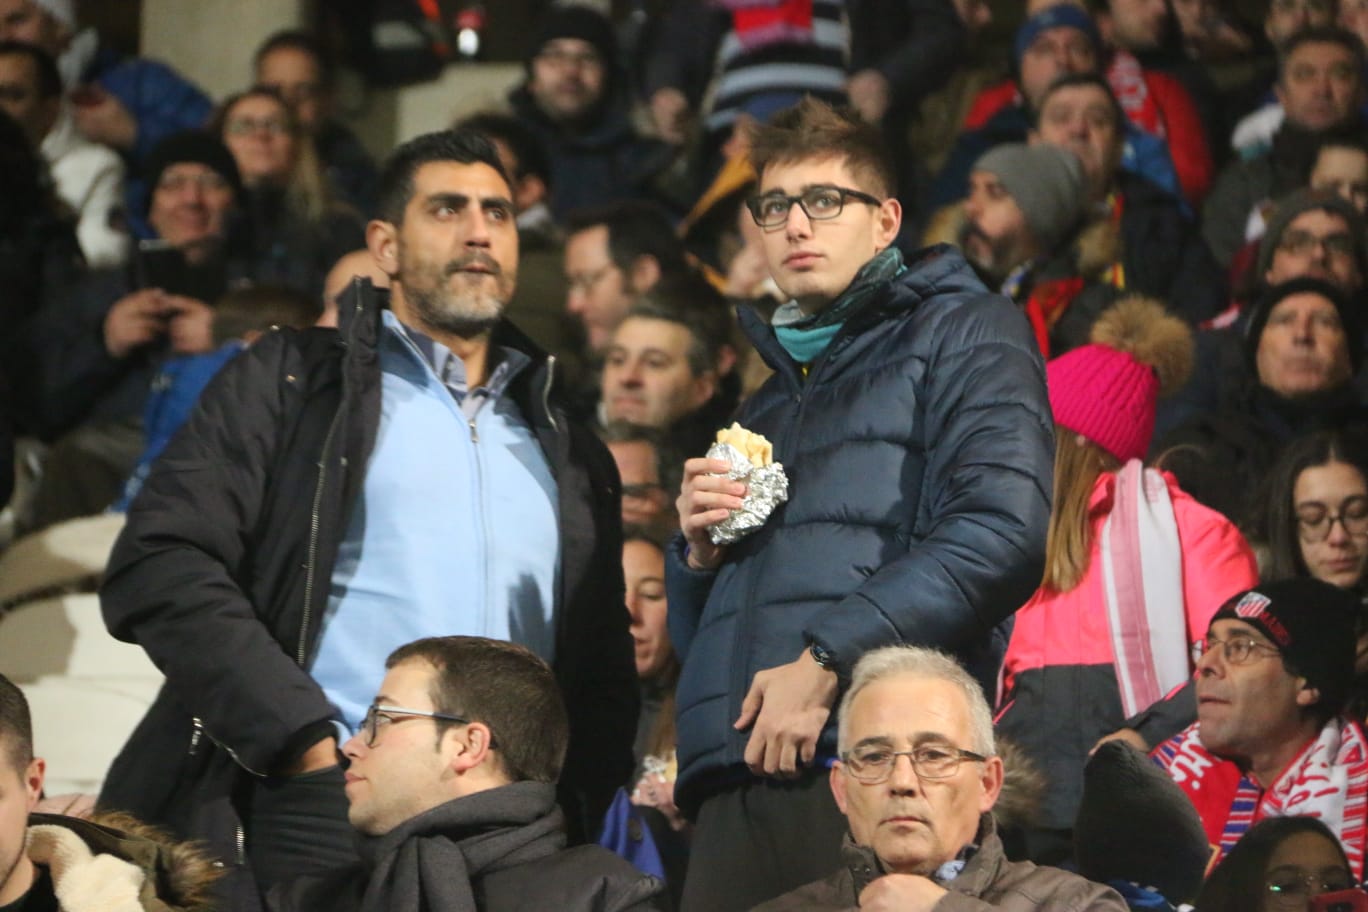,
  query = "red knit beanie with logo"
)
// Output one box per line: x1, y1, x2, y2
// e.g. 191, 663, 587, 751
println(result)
1046, 297, 1194, 463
